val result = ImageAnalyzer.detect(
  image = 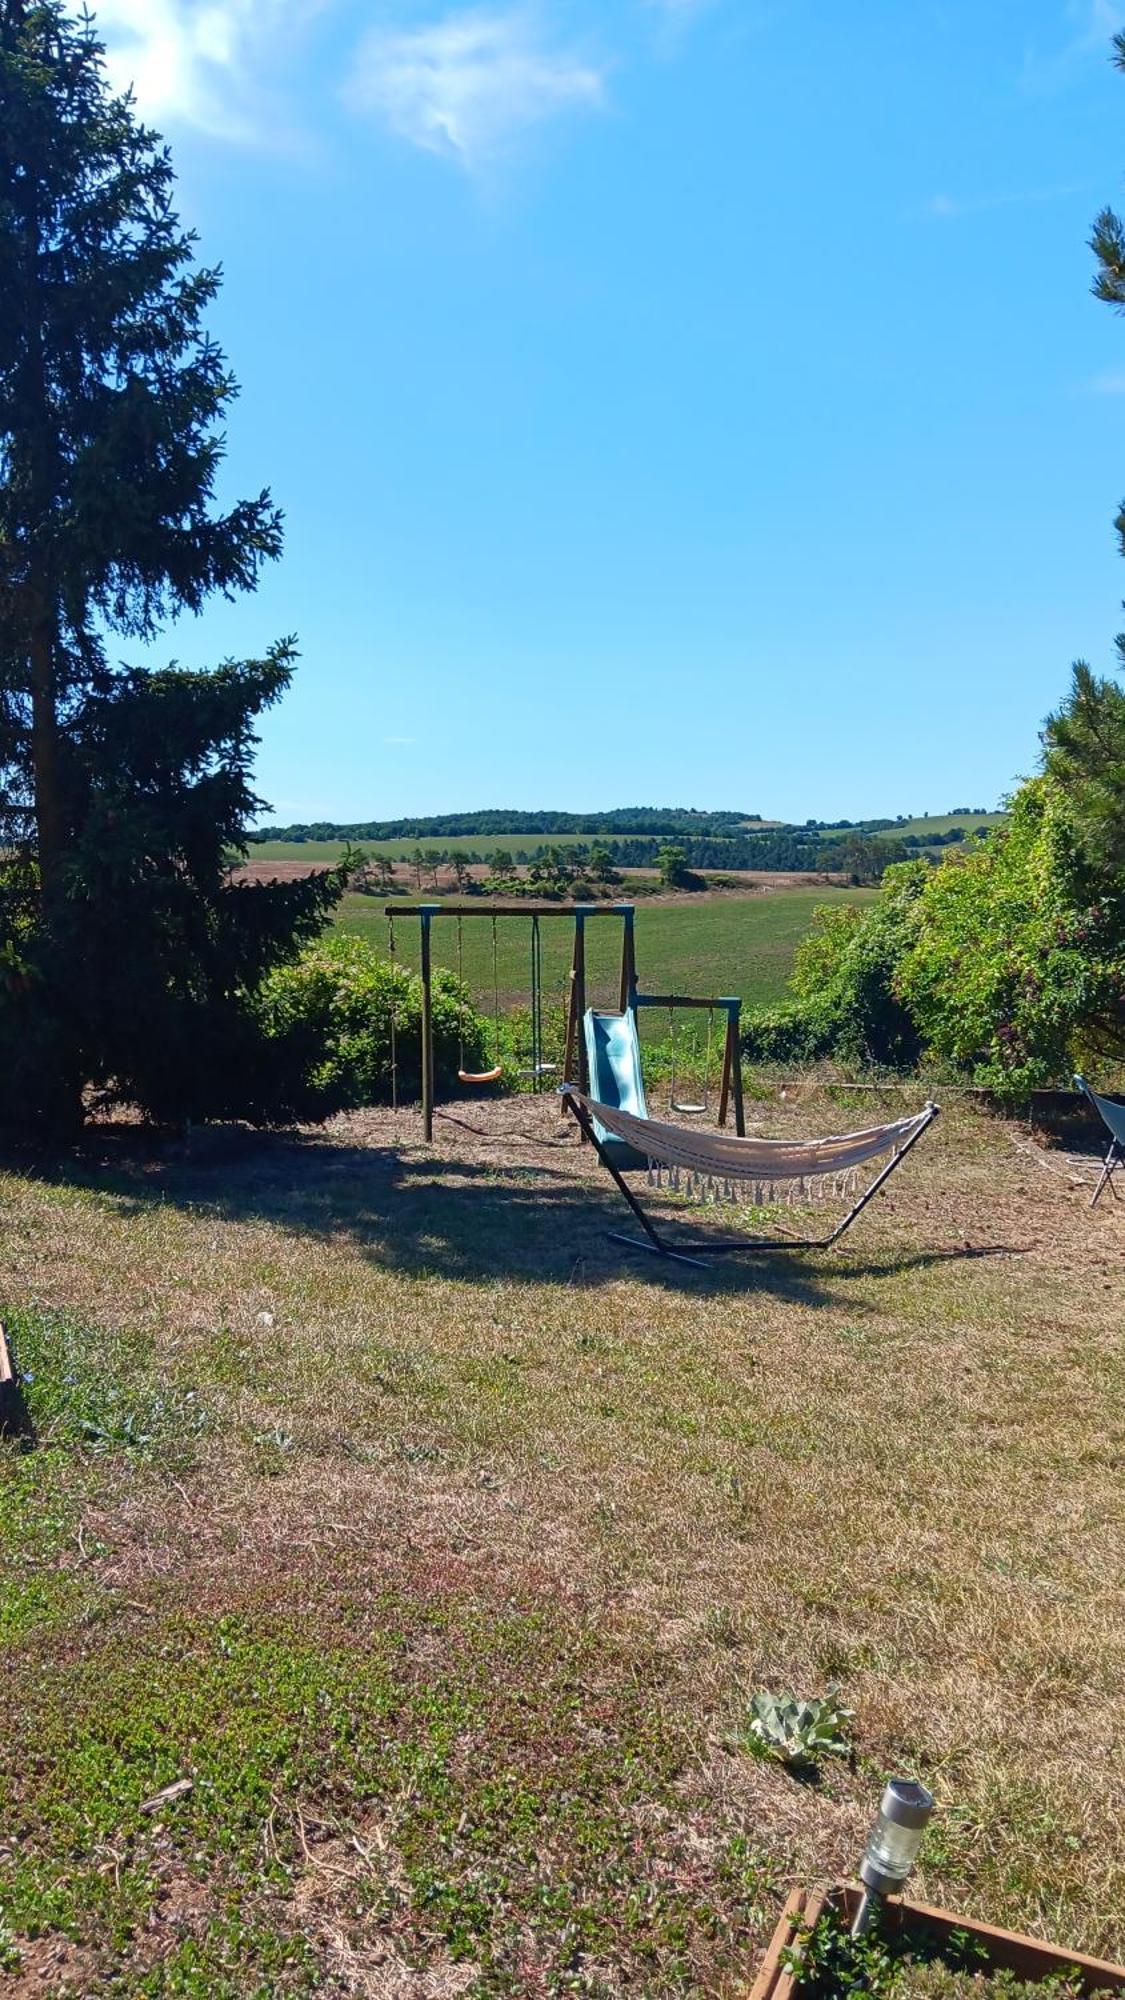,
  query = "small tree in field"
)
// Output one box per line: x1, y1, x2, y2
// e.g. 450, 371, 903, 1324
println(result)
657, 843, 692, 889
484, 855, 518, 895
0, 1, 344, 1127
588, 842, 620, 885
